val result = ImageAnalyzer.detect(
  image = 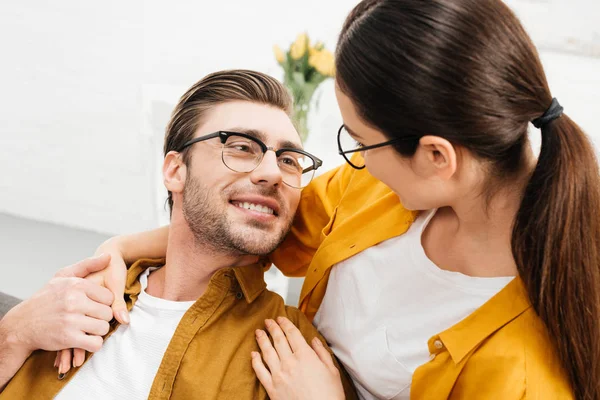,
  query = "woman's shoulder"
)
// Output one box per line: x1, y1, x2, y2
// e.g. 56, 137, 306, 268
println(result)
463, 307, 573, 398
